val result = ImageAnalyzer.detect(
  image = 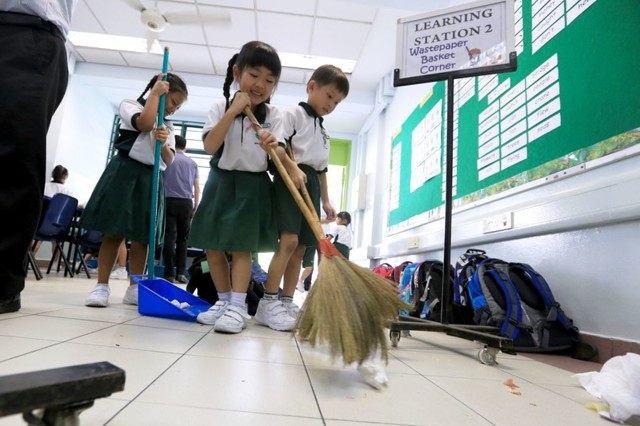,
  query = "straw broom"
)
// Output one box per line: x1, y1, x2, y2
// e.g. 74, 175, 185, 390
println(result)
244, 107, 411, 365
